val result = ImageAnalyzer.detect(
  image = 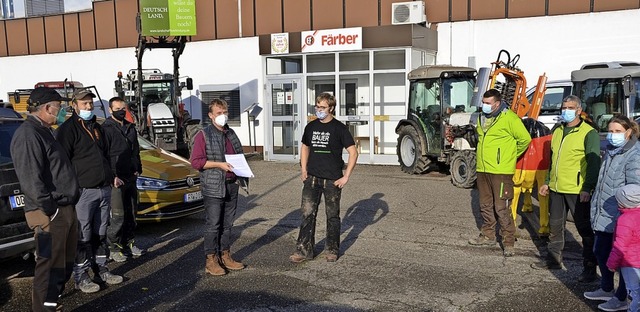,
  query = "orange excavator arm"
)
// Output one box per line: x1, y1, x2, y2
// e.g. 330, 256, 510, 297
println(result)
487, 50, 547, 120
